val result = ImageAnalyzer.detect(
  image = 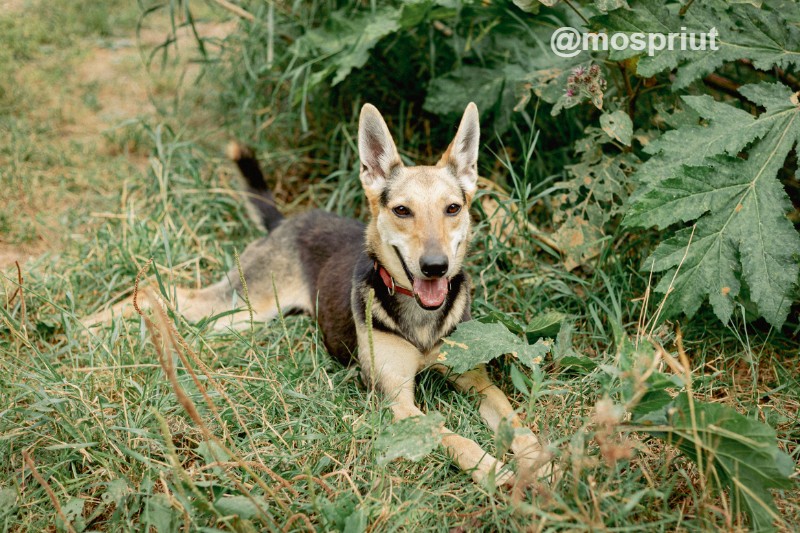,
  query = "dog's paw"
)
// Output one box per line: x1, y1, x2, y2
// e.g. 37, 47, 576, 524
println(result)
493, 467, 517, 488
517, 452, 562, 487
510, 433, 561, 484
471, 459, 515, 488
532, 458, 561, 484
